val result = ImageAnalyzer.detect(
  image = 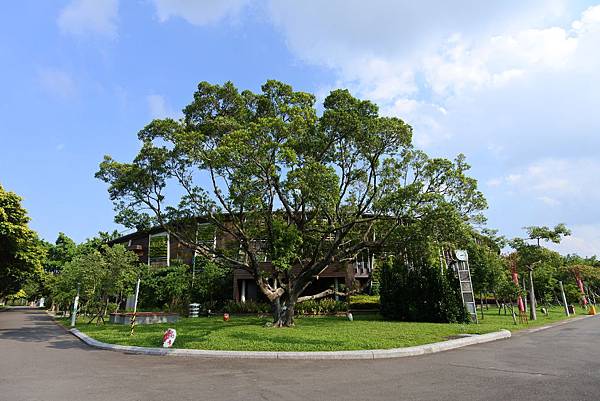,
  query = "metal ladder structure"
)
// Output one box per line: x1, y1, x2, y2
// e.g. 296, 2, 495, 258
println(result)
448, 249, 478, 323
